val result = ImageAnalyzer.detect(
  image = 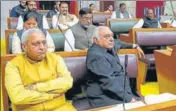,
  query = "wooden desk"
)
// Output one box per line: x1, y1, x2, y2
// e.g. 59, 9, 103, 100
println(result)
86, 100, 176, 111
160, 22, 170, 28
129, 28, 176, 85
154, 47, 176, 94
